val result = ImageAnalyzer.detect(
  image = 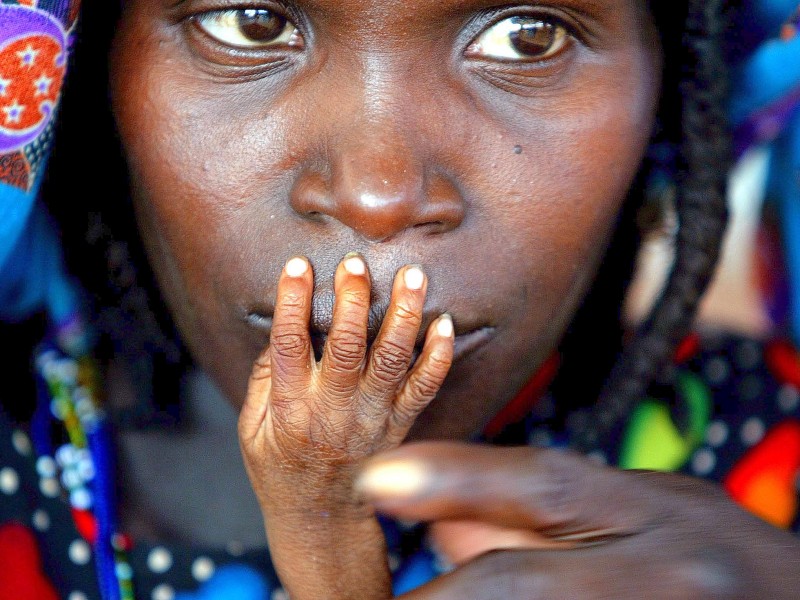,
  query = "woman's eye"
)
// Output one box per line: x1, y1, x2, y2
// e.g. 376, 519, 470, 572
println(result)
194, 9, 303, 49
467, 16, 568, 61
